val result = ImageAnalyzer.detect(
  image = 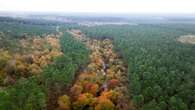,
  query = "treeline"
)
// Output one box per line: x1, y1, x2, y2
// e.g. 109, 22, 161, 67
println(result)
0, 32, 89, 109
0, 17, 56, 52
0, 16, 79, 52
0, 17, 79, 38
0, 17, 58, 37
80, 24, 195, 110
153, 24, 195, 35
0, 16, 63, 26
